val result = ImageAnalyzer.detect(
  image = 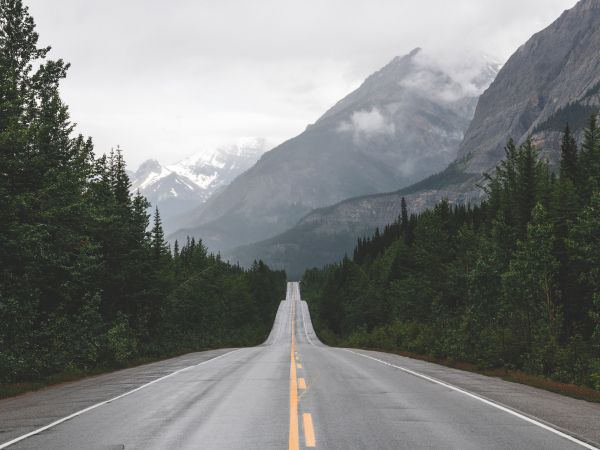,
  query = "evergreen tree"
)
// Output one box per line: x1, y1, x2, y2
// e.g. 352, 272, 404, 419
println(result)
579, 114, 600, 200
400, 197, 409, 228
111, 146, 131, 207
400, 197, 413, 245
560, 124, 578, 184
304, 128, 600, 390
502, 204, 561, 366
151, 207, 168, 260
0, 0, 288, 385
568, 192, 600, 353
515, 139, 540, 238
